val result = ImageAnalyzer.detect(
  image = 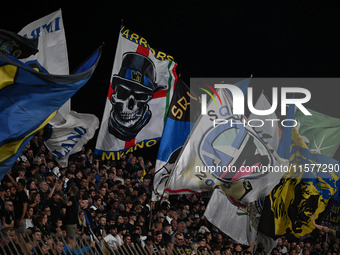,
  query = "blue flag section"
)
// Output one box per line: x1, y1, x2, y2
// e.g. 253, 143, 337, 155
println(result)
277, 102, 295, 160
153, 79, 200, 200
0, 47, 101, 182
259, 103, 340, 239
